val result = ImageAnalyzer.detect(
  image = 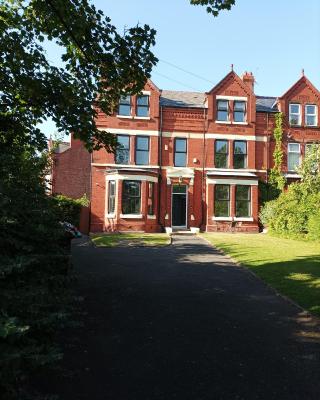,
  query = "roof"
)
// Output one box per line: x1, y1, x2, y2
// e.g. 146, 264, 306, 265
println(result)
160, 90, 206, 108
255, 96, 278, 112
160, 90, 279, 112
54, 142, 70, 153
